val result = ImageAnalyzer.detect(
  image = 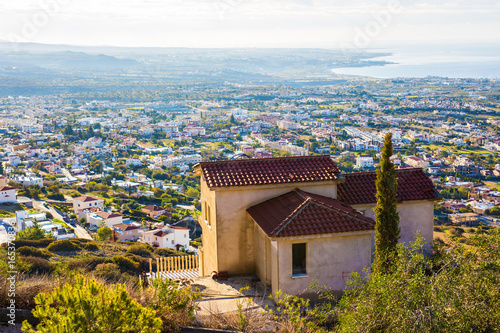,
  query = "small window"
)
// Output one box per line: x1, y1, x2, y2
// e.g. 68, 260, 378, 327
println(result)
171, 240, 174, 244
292, 243, 307, 276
